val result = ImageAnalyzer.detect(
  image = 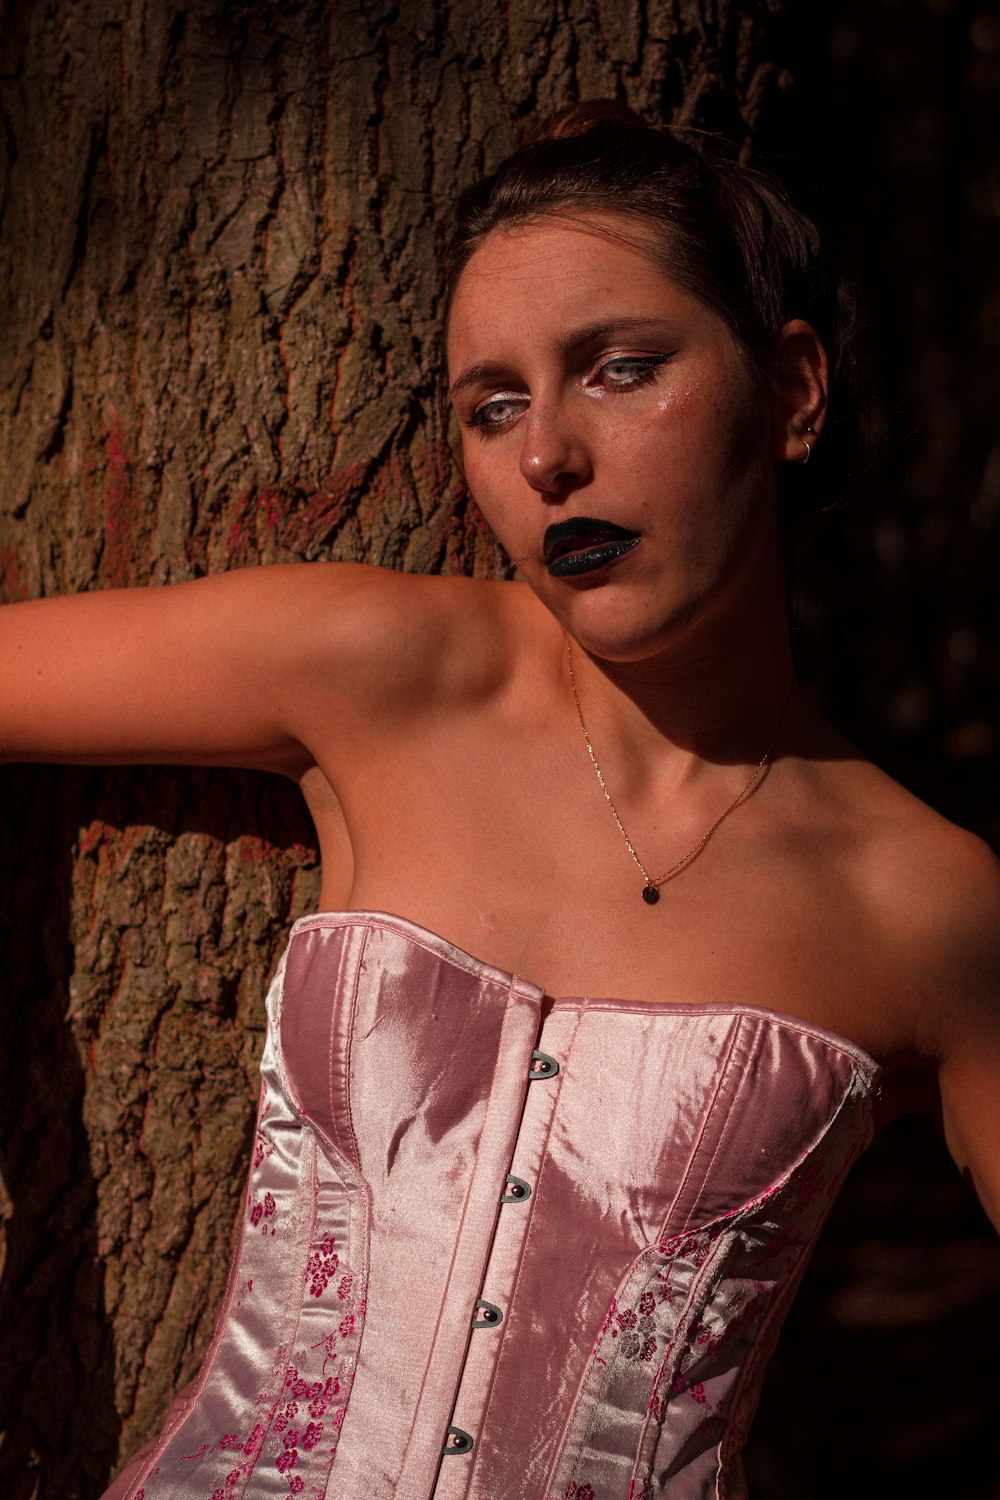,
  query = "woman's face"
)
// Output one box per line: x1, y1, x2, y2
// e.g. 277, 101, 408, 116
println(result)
446, 214, 798, 664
